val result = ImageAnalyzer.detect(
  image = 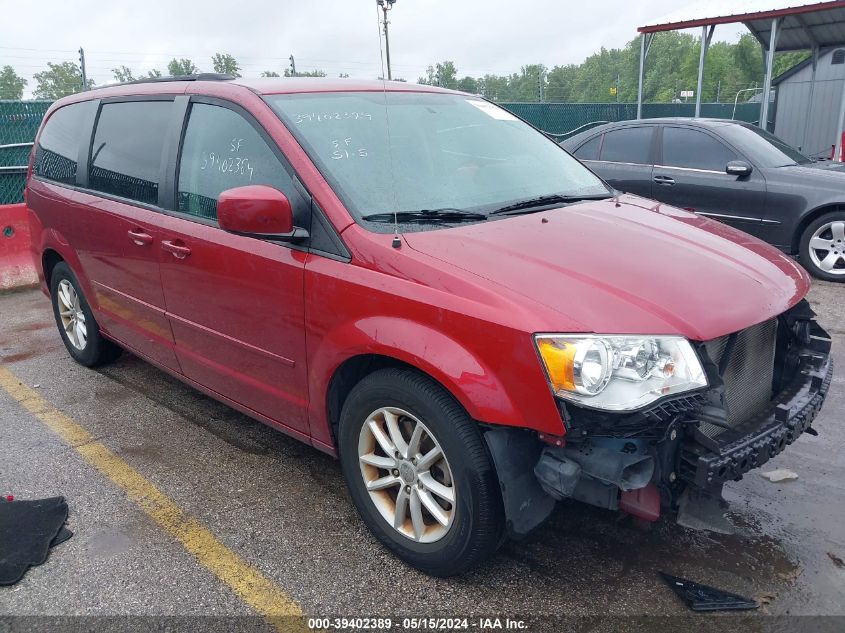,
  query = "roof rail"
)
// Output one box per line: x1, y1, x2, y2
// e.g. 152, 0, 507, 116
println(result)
115, 73, 236, 87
